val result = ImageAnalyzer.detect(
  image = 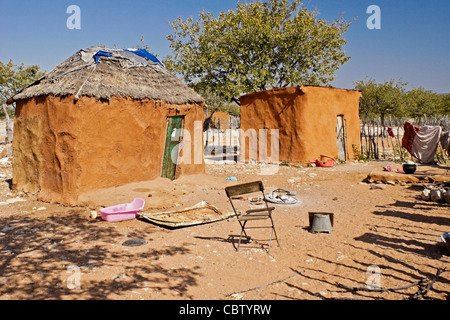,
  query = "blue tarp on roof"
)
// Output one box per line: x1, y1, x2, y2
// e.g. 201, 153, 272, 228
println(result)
126, 49, 164, 67
92, 48, 164, 67
93, 51, 112, 64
